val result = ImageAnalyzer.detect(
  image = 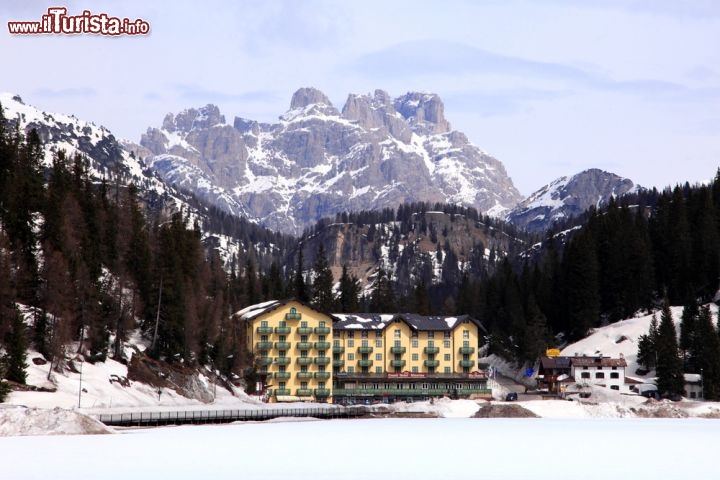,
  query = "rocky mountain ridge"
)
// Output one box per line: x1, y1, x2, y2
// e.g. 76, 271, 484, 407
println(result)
506, 169, 637, 233
140, 88, 523, 235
